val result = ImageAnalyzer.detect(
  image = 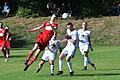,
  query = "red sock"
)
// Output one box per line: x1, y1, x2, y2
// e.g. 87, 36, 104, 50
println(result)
29, 55, 38, 65
26, 50, 34, 61
3, 50, 7, 58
